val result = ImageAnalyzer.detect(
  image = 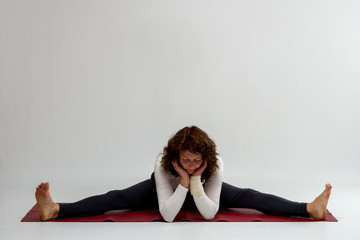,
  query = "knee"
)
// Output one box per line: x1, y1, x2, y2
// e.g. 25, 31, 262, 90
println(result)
105, 190, 127, 200
231, 188, 260, 203
241, 188, 262, 198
